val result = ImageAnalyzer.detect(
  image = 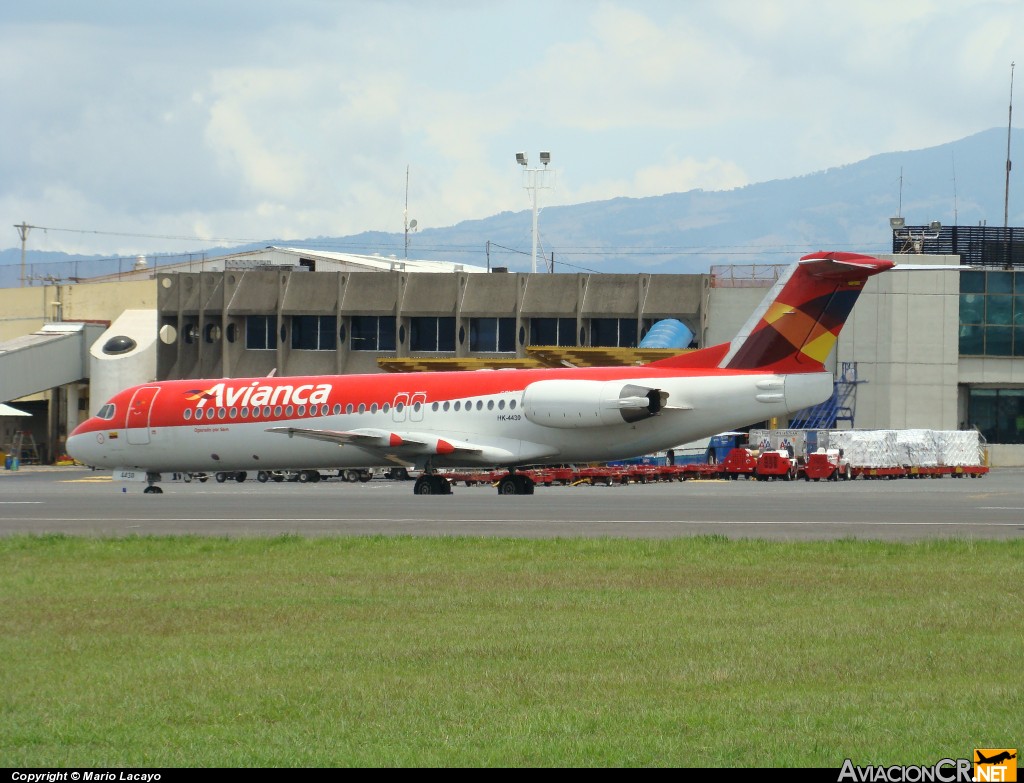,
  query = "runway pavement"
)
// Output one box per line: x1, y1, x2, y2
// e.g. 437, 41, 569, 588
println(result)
1, 465, 1022, 540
